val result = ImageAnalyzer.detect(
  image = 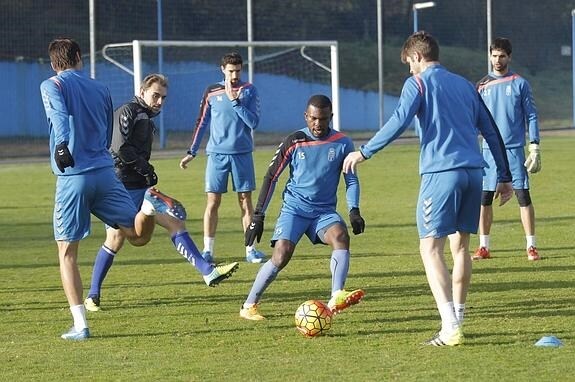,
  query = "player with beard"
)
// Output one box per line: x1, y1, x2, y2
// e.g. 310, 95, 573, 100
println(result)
473, 37, 541, 261
239, 94, 366, 321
